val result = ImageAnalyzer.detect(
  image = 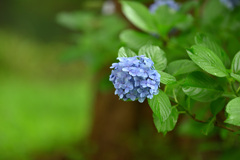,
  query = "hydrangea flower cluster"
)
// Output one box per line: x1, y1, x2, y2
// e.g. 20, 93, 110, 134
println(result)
220, 0, 240, 9
149, 0, 179, 13
109, 56, 161, 103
